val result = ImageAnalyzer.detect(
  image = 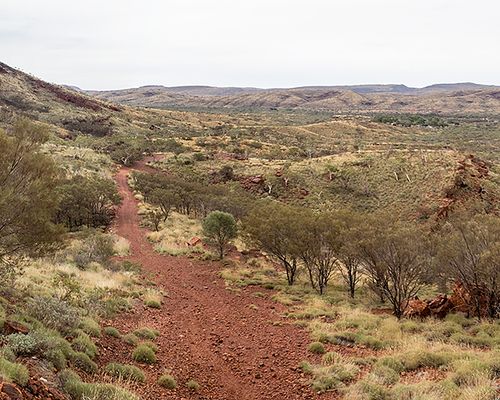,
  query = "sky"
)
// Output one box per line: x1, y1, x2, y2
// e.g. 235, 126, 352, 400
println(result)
1, 0, 499, 90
